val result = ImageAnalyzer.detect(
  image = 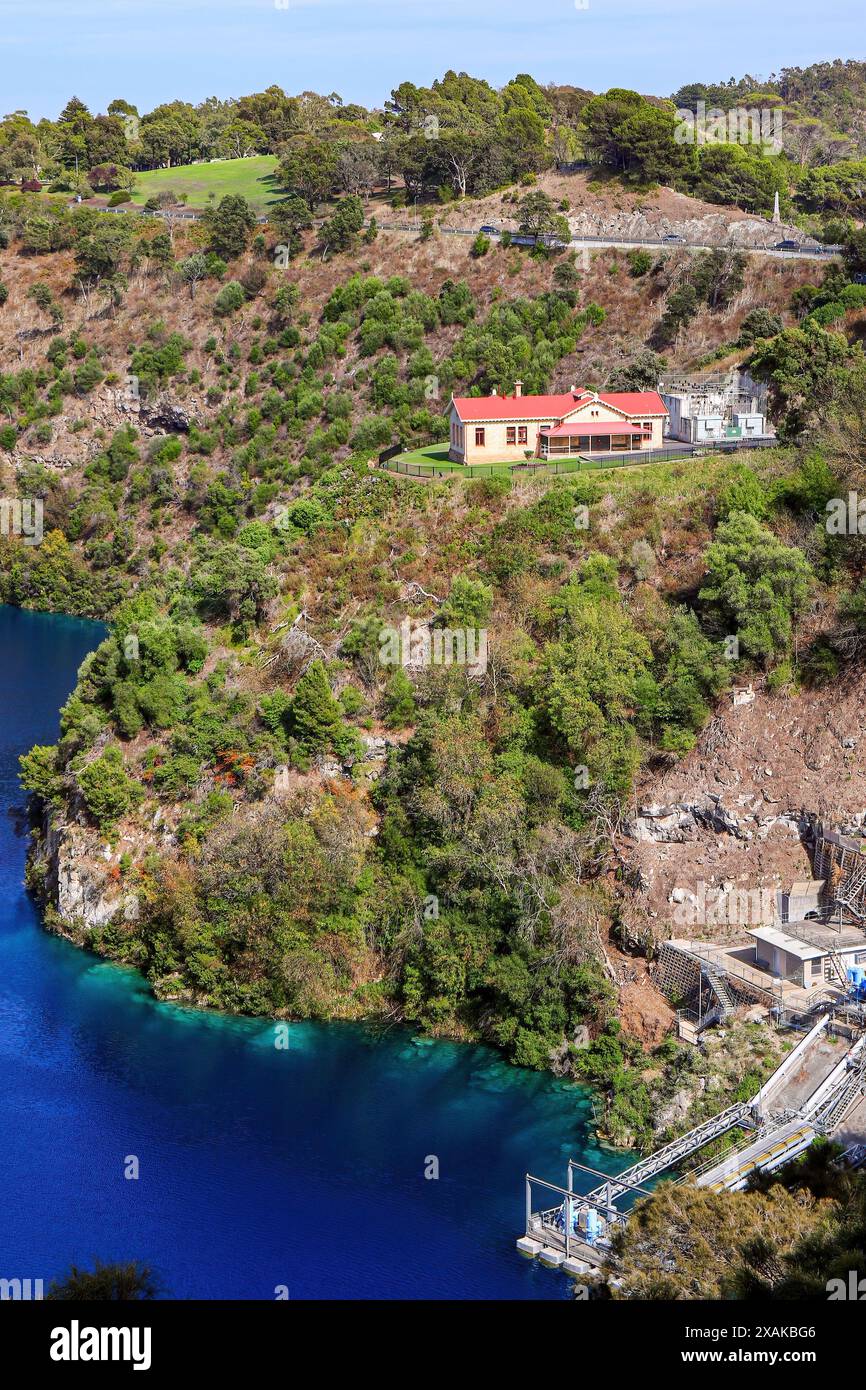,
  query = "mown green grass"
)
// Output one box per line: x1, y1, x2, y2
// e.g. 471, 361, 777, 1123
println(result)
390, 443, 586, 477
389, 442, 793, 491
131, 156, 284, 211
